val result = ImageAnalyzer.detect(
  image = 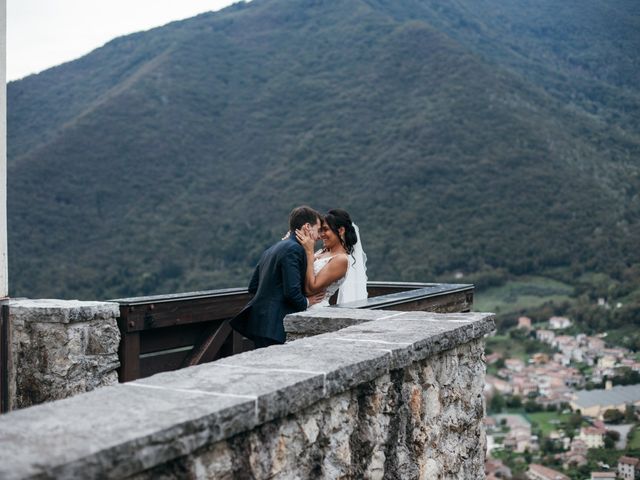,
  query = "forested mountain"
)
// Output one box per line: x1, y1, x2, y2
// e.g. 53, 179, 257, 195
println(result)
7, 0, 640, 309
